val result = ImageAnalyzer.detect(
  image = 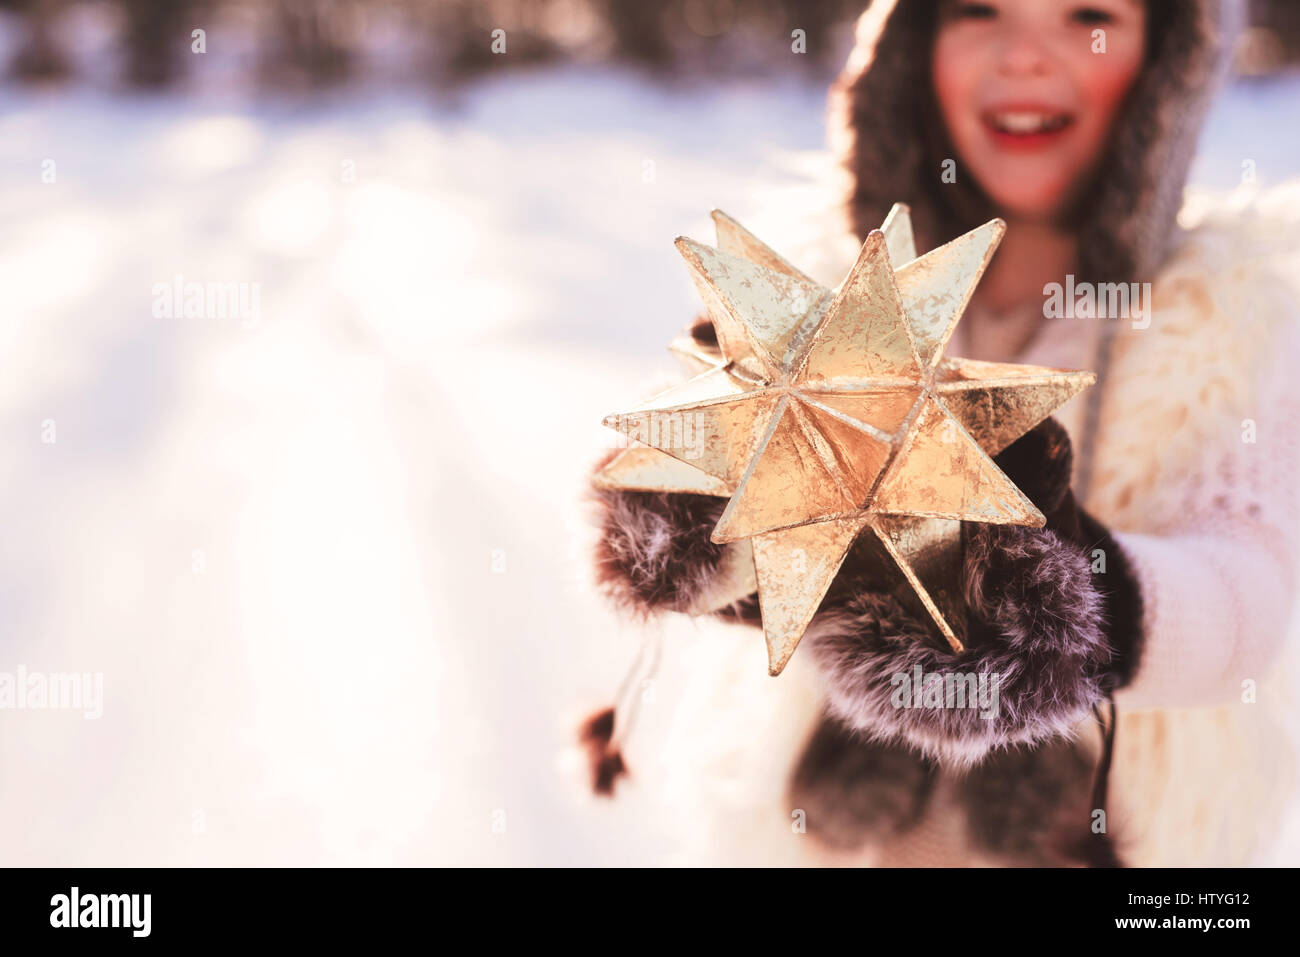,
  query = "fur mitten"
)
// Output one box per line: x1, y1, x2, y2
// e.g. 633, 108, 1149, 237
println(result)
589, 449, 730, 616
807, 418, 1143, 767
